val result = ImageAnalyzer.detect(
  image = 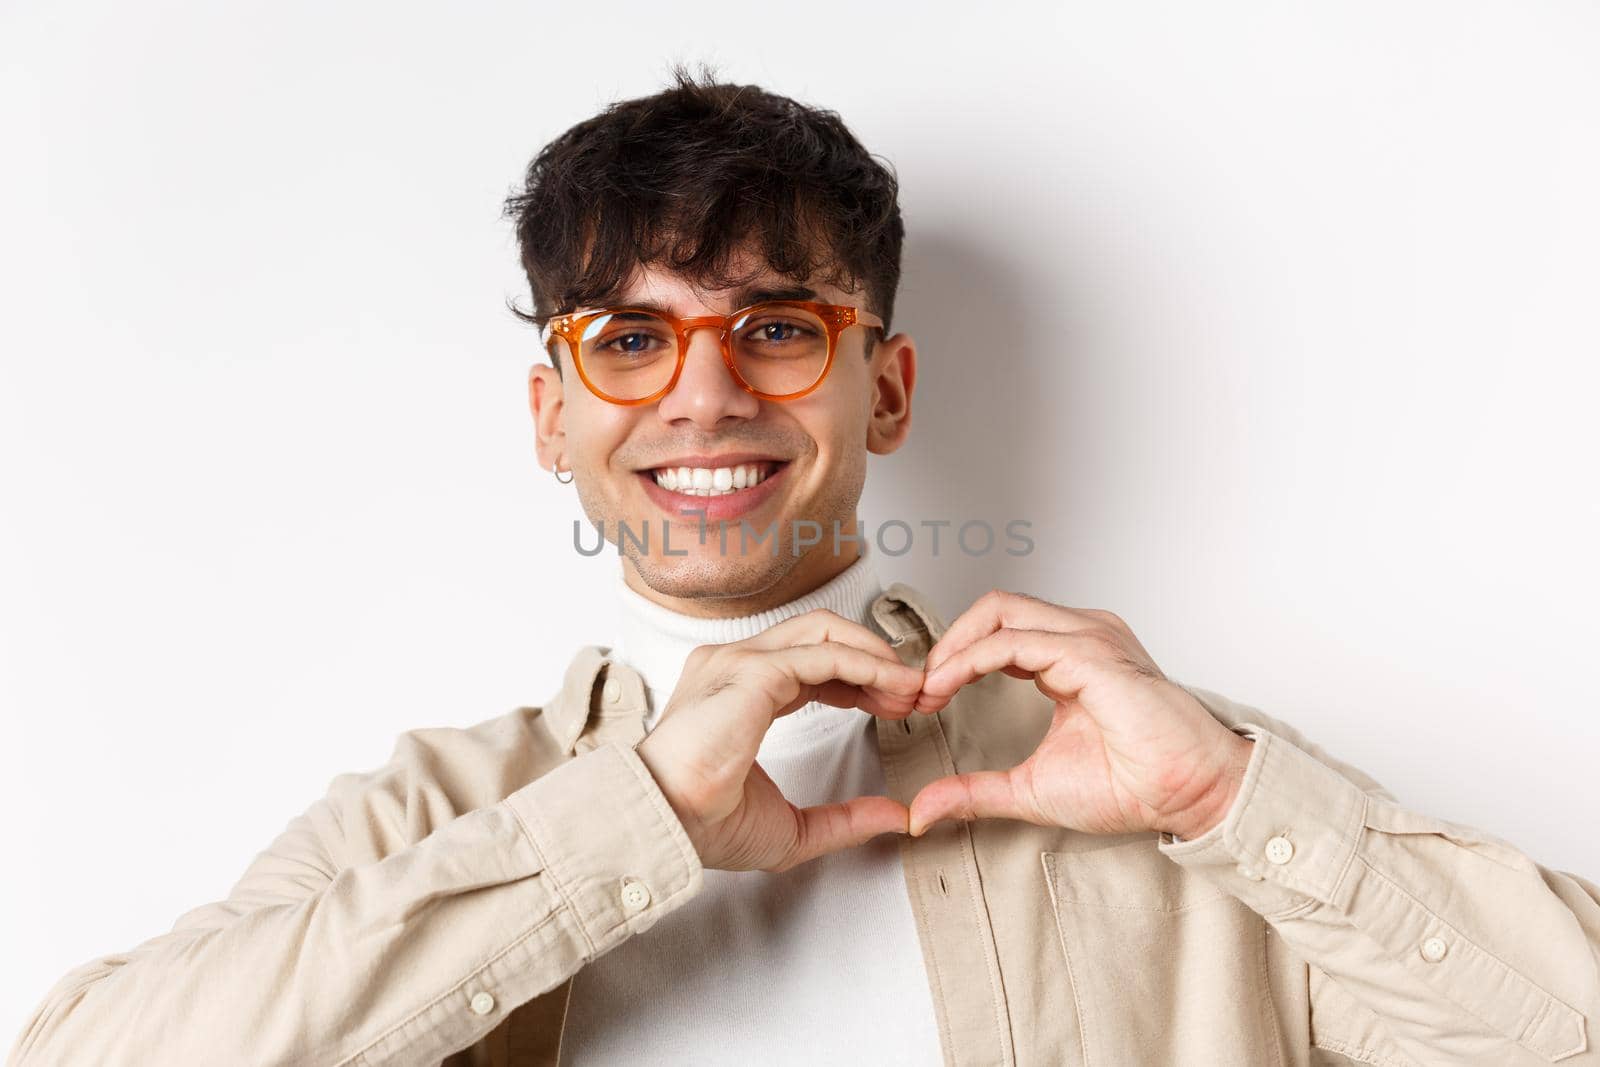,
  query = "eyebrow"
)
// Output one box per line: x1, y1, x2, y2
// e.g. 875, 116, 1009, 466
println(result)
602, 284, 819, 316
